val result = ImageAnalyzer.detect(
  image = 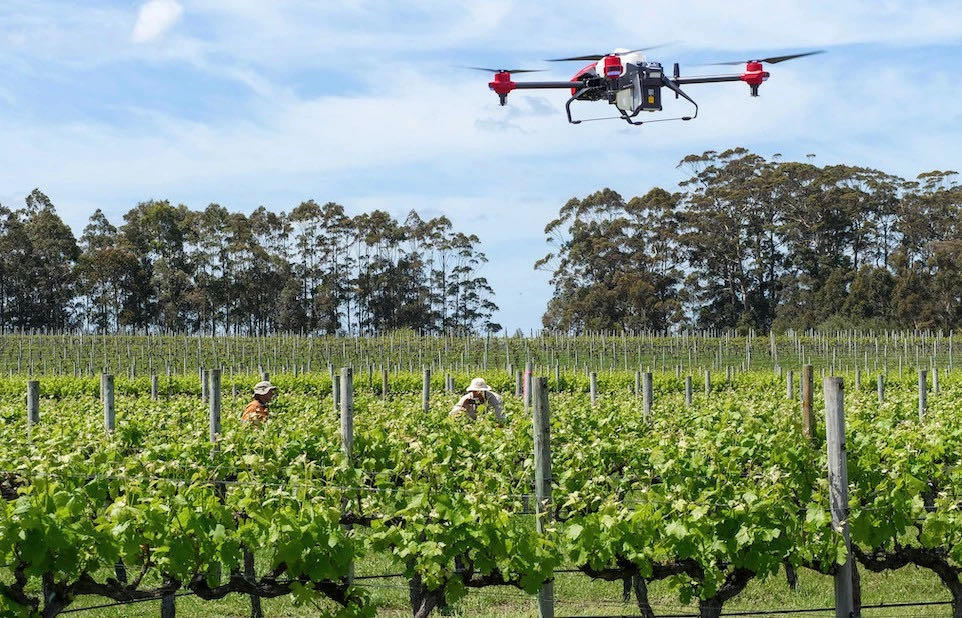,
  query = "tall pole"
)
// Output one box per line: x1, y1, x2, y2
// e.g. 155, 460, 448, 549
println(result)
823, 377, 856, 617
801, 364, 814, 440
422, 368, 431, 413
26, 380, 39, 435
340, 367, 355, 586
532, 377, 554, 618
642, 371, 653, 420
918, 369, 927, 421
208, 369, 221, 442
103, 374, 115, 432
